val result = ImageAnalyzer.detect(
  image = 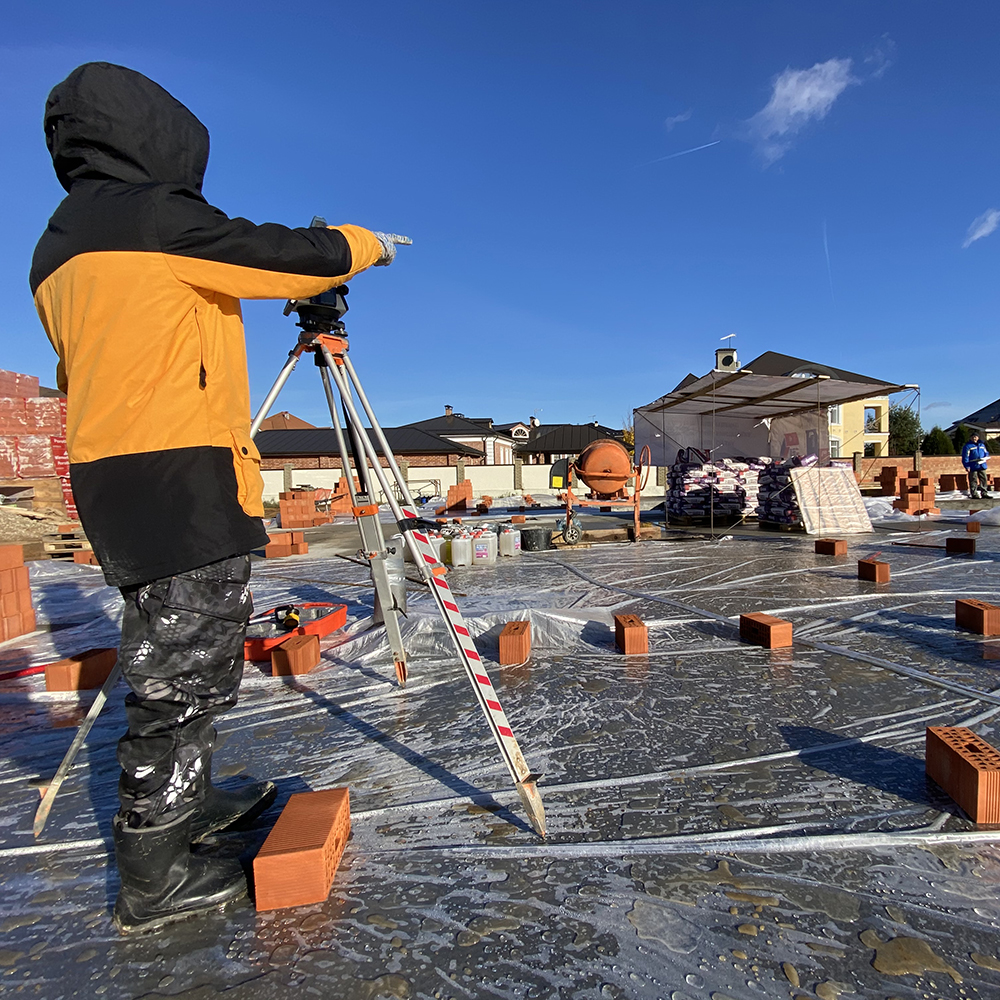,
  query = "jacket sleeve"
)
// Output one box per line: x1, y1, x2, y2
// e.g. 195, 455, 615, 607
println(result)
155, 187, 383, 299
